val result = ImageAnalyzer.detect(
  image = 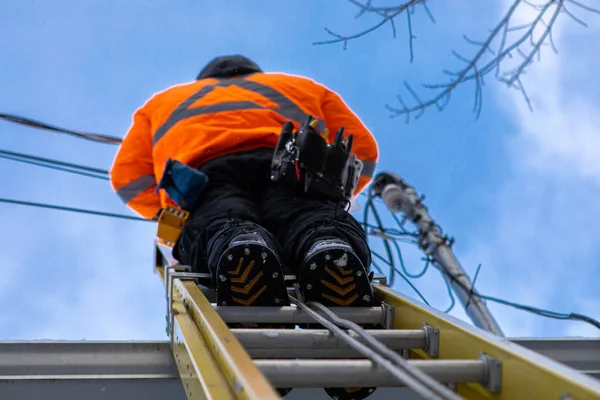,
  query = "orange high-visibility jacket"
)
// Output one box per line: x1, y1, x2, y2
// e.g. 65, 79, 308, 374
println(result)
109, 72, 379, 219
